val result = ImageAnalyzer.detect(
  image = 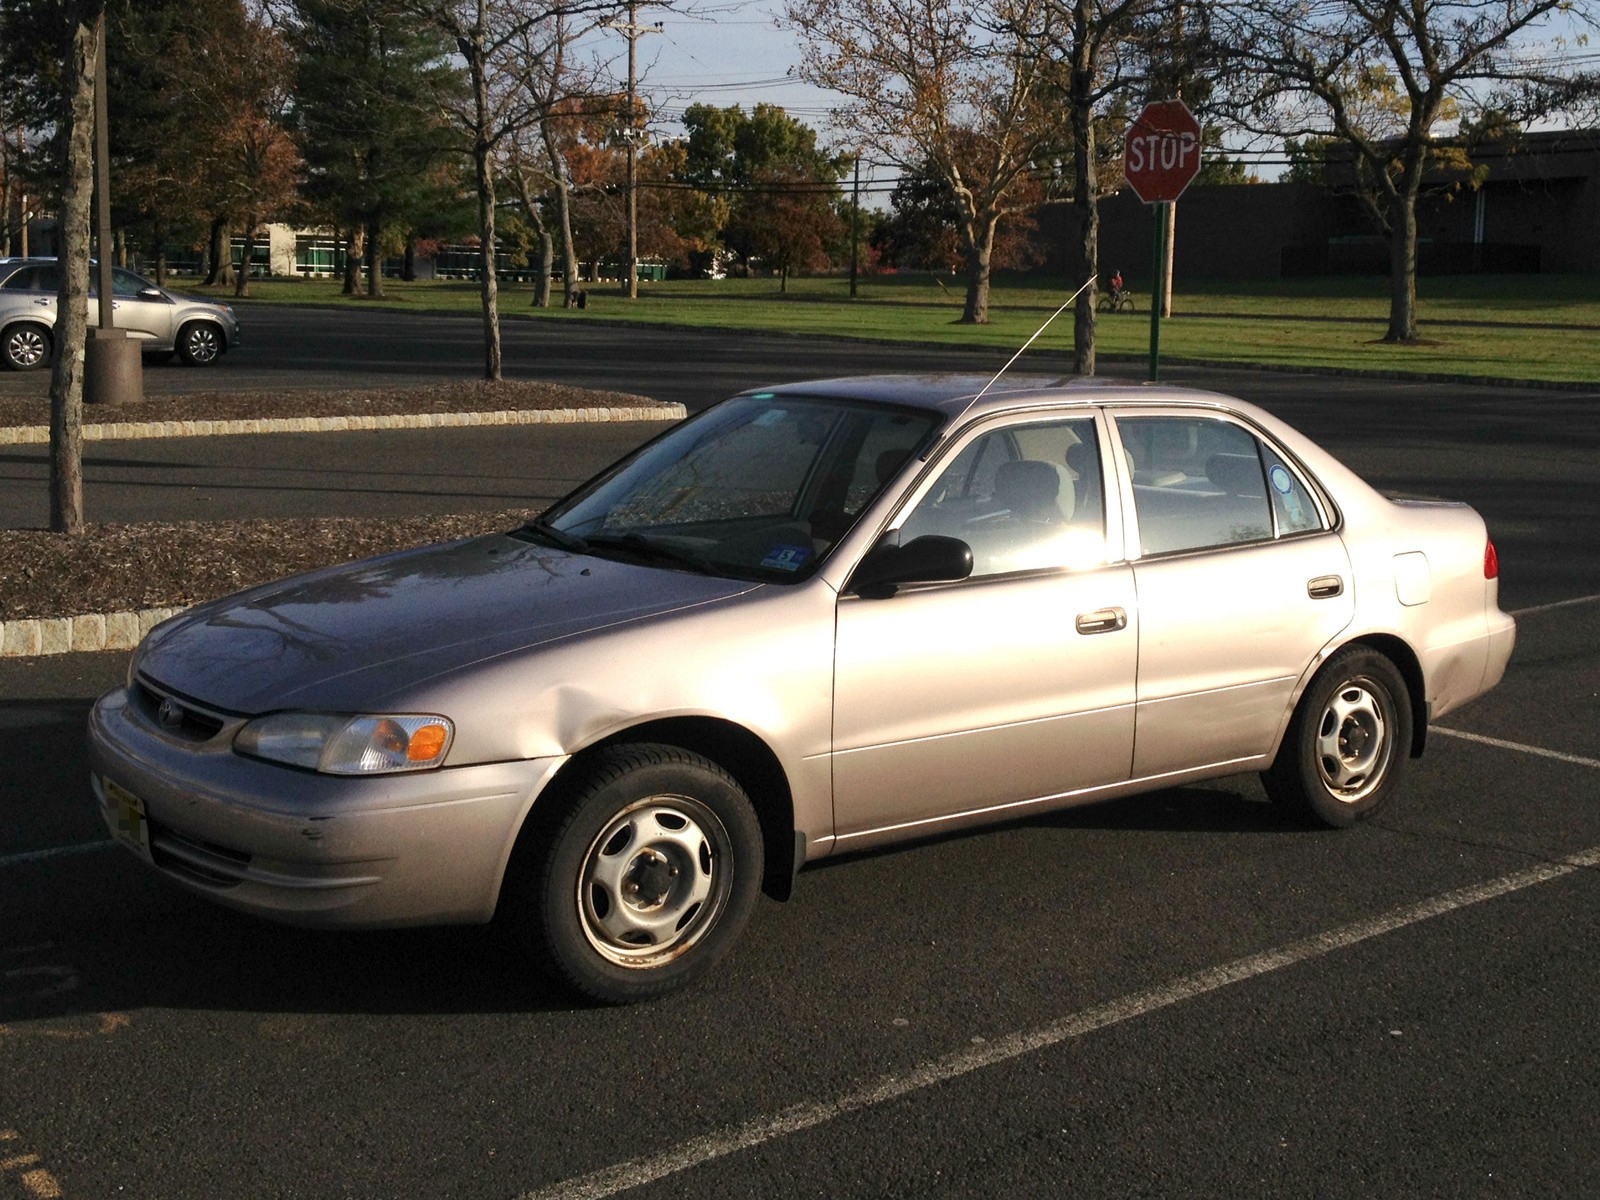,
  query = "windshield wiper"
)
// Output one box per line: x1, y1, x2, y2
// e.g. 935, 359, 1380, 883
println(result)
517, 519, 589, 553
583, 532, 718, 575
